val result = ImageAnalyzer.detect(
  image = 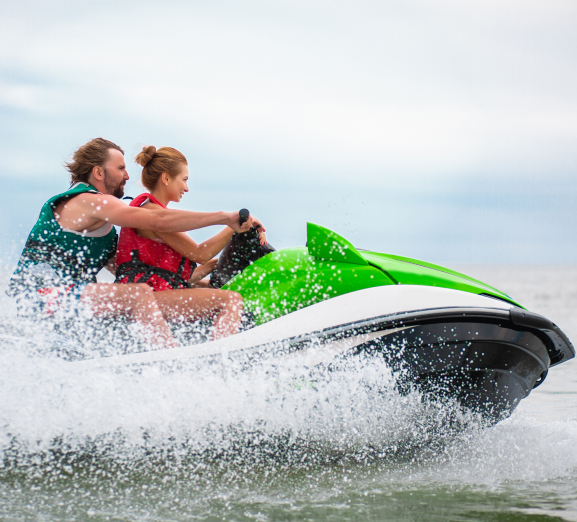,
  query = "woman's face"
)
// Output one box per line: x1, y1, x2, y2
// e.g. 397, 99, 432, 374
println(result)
166, 165, 189, 202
